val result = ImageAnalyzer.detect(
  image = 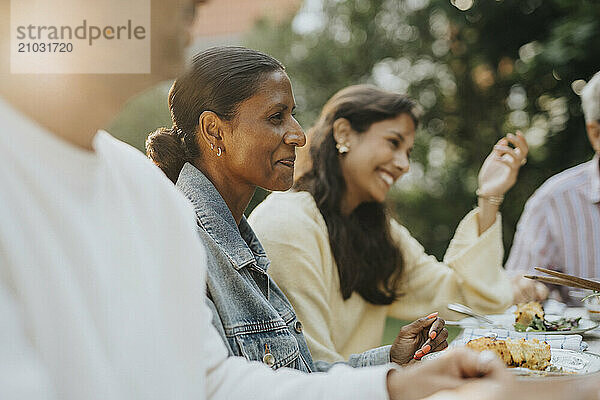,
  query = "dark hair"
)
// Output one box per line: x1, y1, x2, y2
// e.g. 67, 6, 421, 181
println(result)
146, 46, 285, 182
295, 85, 421, 305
